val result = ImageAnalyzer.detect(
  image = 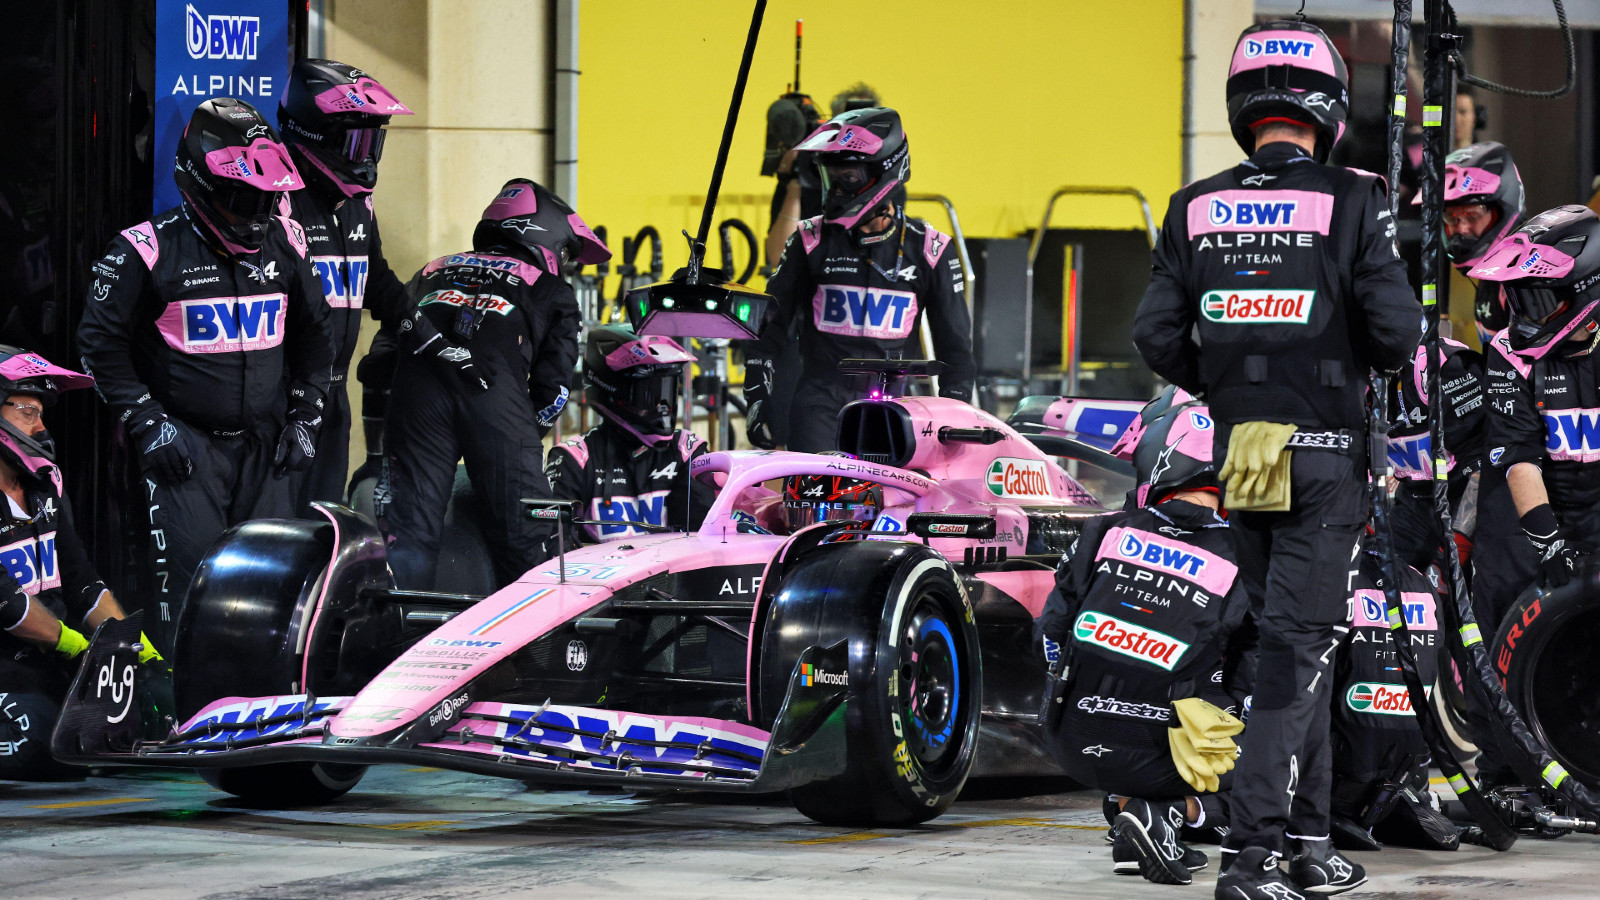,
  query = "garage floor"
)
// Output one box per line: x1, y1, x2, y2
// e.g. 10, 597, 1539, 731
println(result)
4, 767, 1599, 899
